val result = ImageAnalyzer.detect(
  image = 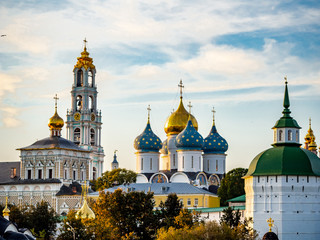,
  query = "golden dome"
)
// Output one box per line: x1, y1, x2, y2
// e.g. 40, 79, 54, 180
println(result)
3, 197, 10, 217
48, 109, 64, 129
305, 118, 315, 144
74, 39, 95, 71
75, 199, 95, 219
308, 137, 317, 151
164, 98, 198, 135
